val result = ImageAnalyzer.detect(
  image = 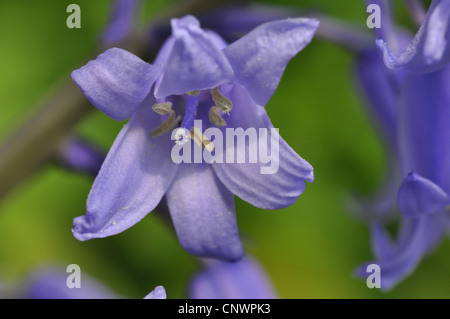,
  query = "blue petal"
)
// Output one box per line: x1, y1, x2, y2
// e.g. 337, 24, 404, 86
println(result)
354, 212, 447, 290
71, 48, 161, 121
189, 257, 278, 299
399, 64, 450, 191
213, 84, 314, 209
144, 286, 166, 299
155, 15, 234, 98
355, 48, 399, 145
377, 0, 450, 73
165, 163, 244, 261
223, 17, 319, 106
370, 223, 395, 260
72, 95, 179, 240
197, 4, 296, 43
397, 171, 449, 217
